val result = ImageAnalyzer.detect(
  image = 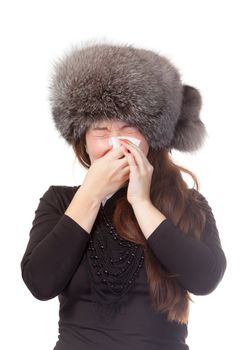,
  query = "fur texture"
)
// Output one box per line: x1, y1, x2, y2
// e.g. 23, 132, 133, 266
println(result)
49, 42, 206, 152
